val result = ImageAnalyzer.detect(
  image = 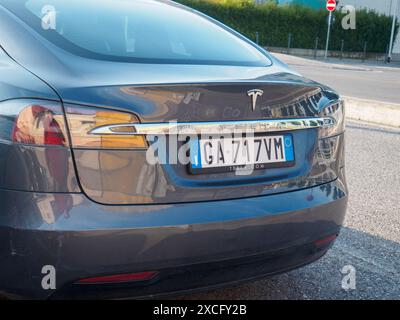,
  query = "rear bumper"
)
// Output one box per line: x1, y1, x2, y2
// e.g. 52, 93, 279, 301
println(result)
0, 179, 347, 299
